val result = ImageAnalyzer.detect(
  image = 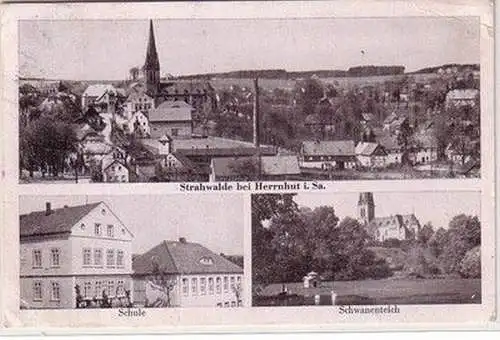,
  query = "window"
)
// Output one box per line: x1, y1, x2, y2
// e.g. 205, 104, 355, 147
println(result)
223, 277, 229, 292
182, 278, 189, 297
94, 223, 102, 236
50, 248, 60, 267
93, 249, 102, 266
171, 128, 179, 137
107, 225, 114, 238
117, 280, 125, 296
33, 281, 42, 301
32, 250, 42, 268
237, 276, 241, 286
84, 281, 92, 298
95, 281, 103, 298
191, 278, 197, 296
200, 278, 206, 295
83, 248, 91, 266
216, 277, 221, 294
230, 276, 235, 289
116, 250, 124, 267
50, 282, 60, 301
231, 301, 236, 307
208, 277, 214, 295
107, 280, 115, 296
224, 302, 229, 308
106, 249, 115, 267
